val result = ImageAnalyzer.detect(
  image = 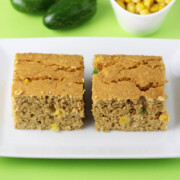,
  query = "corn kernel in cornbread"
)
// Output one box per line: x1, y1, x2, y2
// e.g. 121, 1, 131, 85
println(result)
51, 123, 59, 131
12, 53, 84, 130
92, 54, 168, 132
